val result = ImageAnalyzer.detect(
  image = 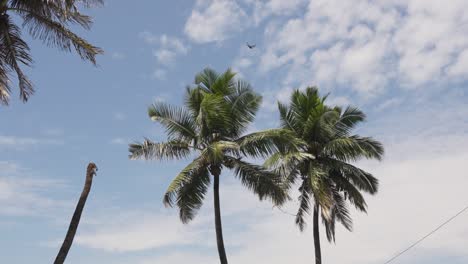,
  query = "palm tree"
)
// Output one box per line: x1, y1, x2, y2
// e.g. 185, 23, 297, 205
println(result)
0, 0, 103, 105
54, 162, 98, 264
129, 68, 300, 264
266, 87, 384, 264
